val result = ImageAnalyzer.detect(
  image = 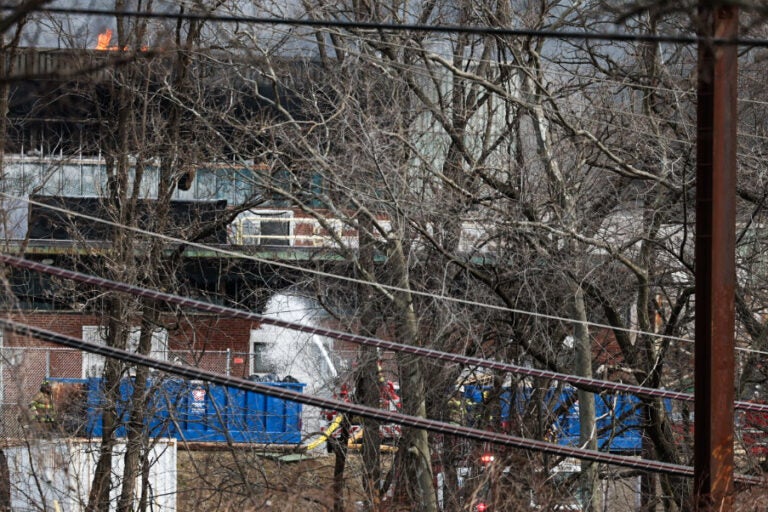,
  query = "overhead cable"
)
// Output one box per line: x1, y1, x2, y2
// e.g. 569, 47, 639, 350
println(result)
0, 316, 762, 484
4, 253, 768, 416
1, 192, 703, 348
9, 194, 768, 359
1, 5, 764, 47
